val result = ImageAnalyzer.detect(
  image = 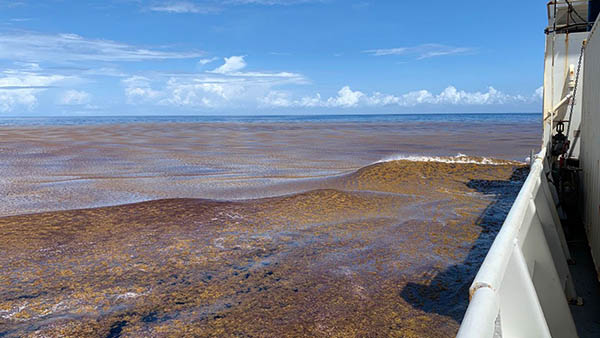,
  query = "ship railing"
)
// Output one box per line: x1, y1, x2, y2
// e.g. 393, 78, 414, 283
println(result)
457, 147, 578, 338
546, 0, 597, 33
